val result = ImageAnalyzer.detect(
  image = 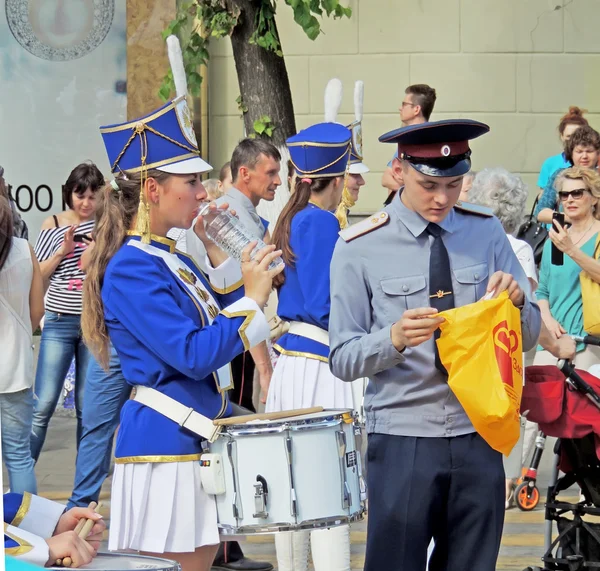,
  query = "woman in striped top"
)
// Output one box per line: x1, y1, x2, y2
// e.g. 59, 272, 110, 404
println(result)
30, 162, 105, 461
